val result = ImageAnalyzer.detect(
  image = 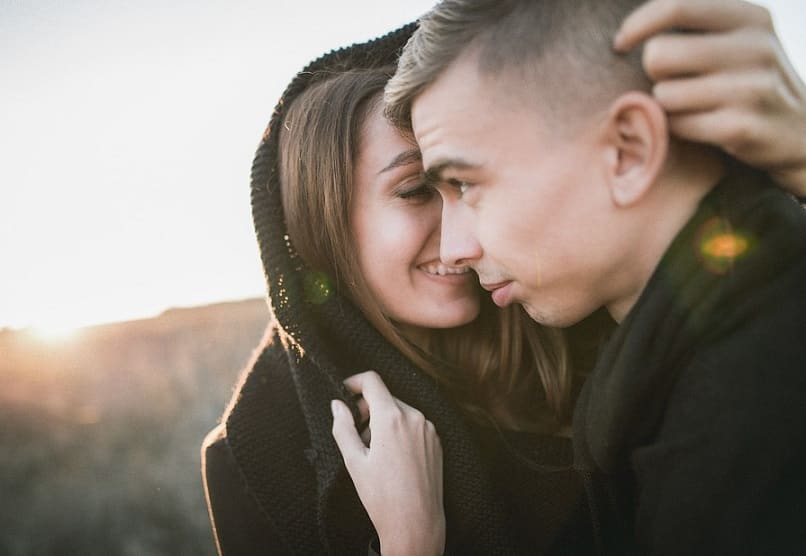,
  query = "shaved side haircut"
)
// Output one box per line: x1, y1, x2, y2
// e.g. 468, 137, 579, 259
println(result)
386, 0, 651, 133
